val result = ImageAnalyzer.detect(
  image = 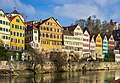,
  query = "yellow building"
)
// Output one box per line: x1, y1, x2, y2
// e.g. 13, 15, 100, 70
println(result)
8, 15, 25, 51
0, 9, 10, 48
95, 33, 102, 59
38, 17, 62, 52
